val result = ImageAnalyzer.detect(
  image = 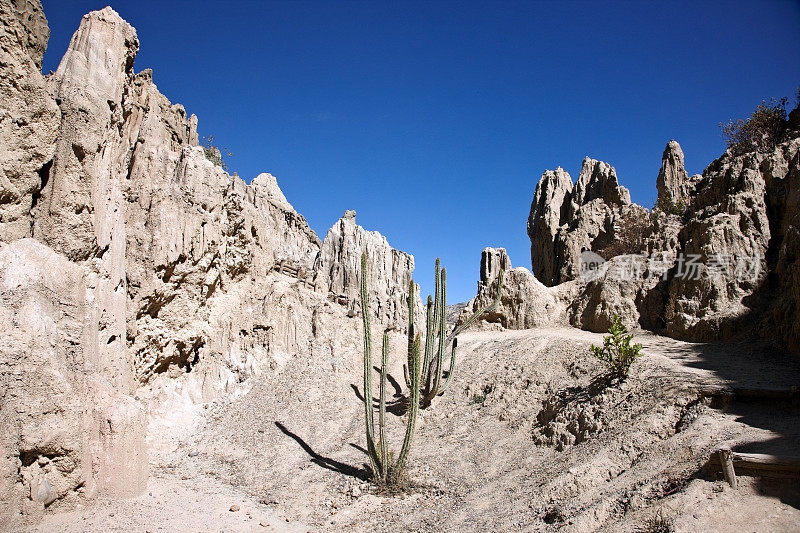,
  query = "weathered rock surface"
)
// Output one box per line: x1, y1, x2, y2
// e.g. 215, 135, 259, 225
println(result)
663, 143, 772, 341
523, 130, 800, 350
9, 0, 49, 68
0, 0, 59, 242
315, 210, 421, 329
459, 247, 571, 330
655, 140, 700, 209
567, 253, 670, 333
0, 3, 422, 521
0, 239, 146, 526
528, 158, 632, 286
527, 168, 572, 287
